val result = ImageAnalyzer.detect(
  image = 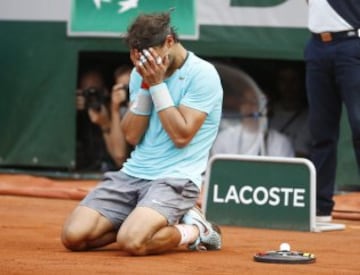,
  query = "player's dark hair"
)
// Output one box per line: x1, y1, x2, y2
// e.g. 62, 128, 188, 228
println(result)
124, 12, 179, 50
